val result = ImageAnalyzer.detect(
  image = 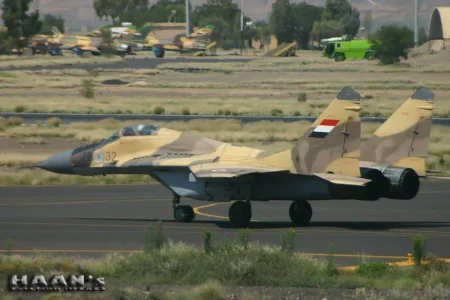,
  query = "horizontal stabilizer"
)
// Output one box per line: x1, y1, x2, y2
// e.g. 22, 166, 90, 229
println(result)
314, 173, 371, 186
